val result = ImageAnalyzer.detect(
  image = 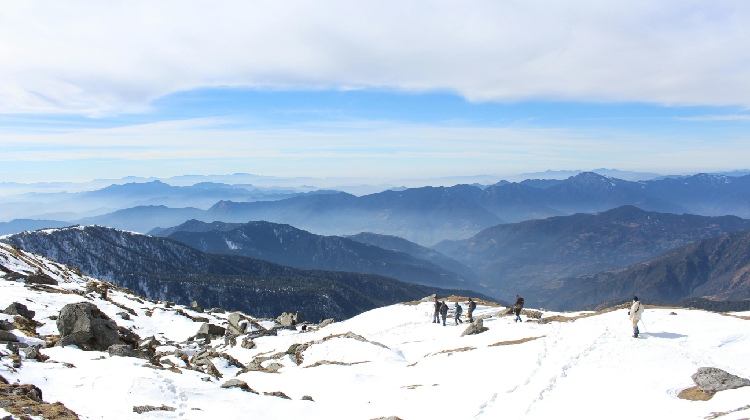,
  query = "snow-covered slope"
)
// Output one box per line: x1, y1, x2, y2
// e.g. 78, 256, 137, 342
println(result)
1, 243, 750, 420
